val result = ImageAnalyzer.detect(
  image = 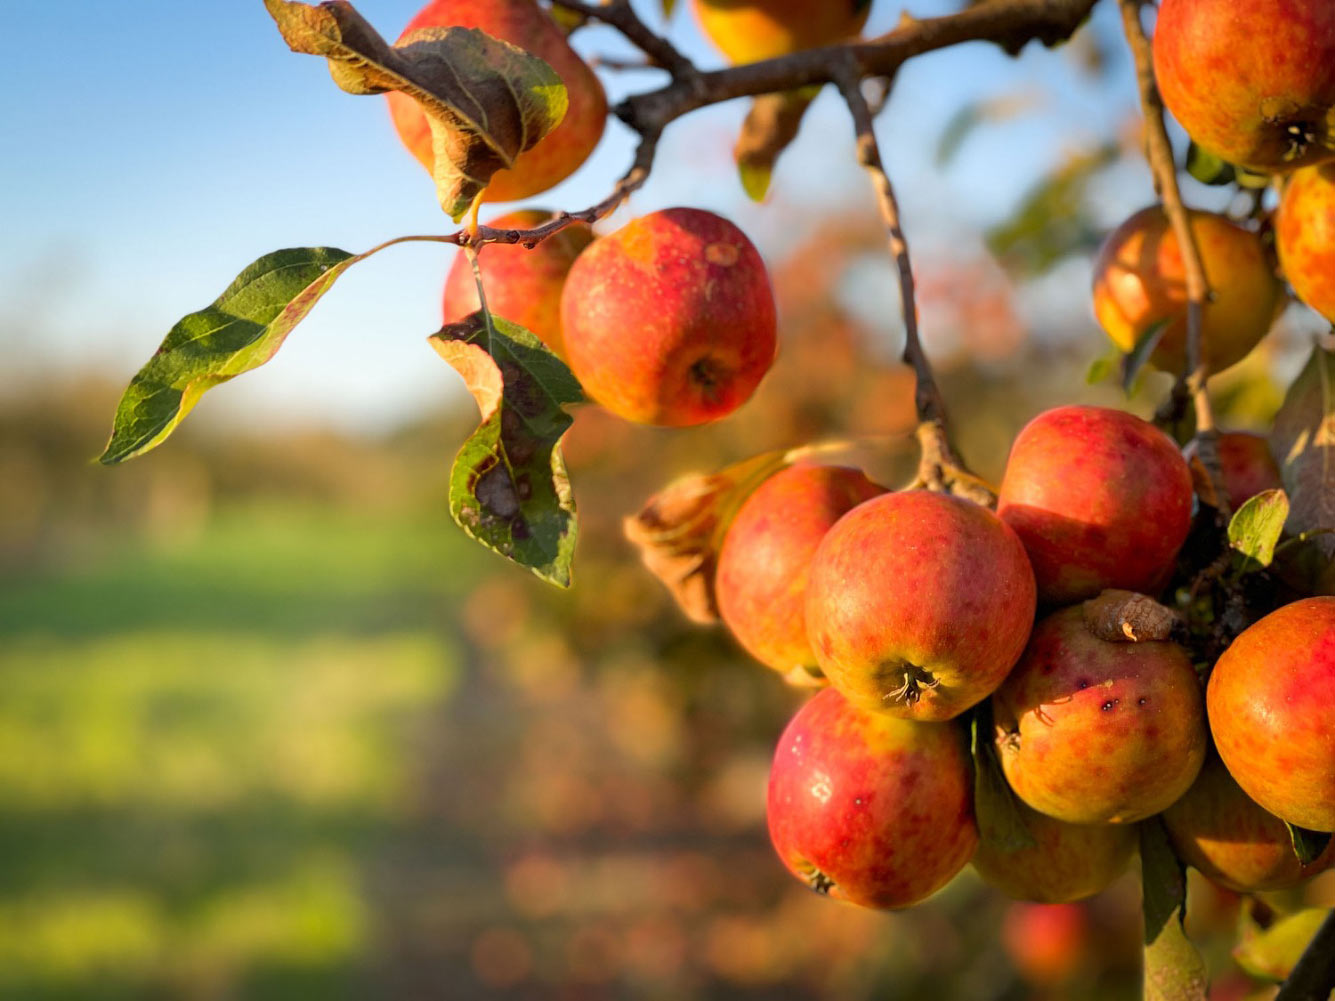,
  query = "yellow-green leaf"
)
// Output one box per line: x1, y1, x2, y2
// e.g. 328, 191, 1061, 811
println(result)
1139, 819, 1208, 1001
734, 89, 816, 203
1271, 342, 1335, 593
1234, 908, 1330, 982
1228, 488, 1290, 569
